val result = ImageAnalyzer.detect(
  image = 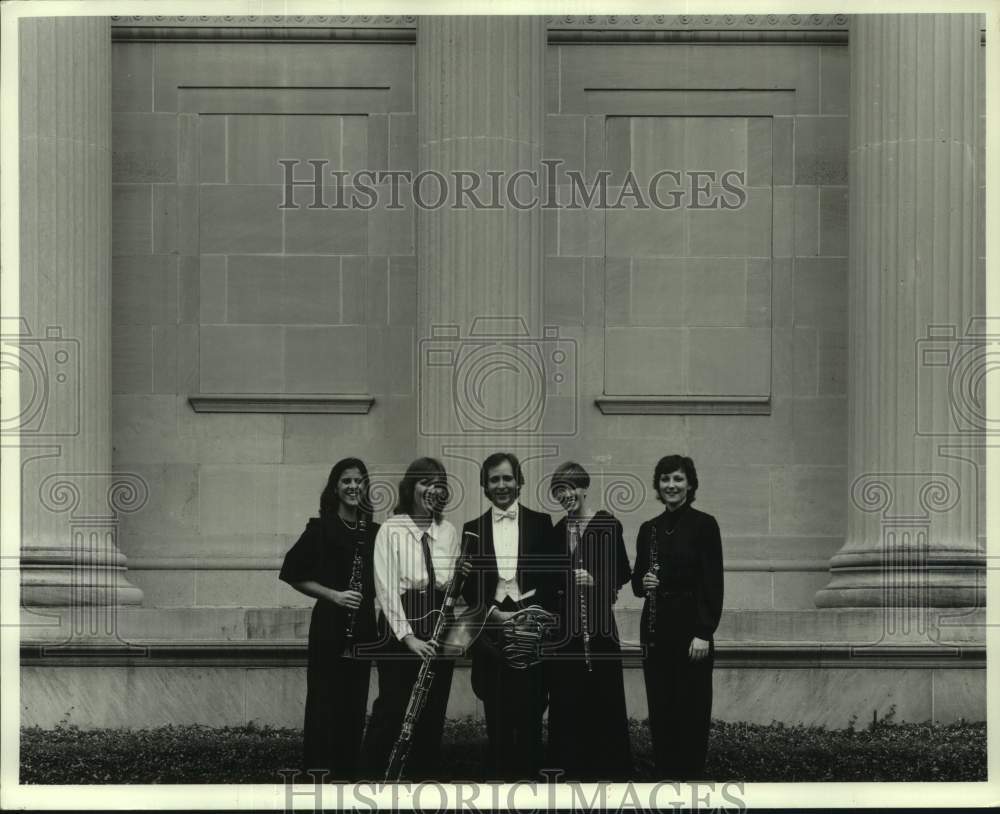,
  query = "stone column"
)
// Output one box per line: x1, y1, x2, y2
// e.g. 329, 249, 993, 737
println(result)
18, 17, 143, 616
415, 17, 548, 507
815, 15, 983, 609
